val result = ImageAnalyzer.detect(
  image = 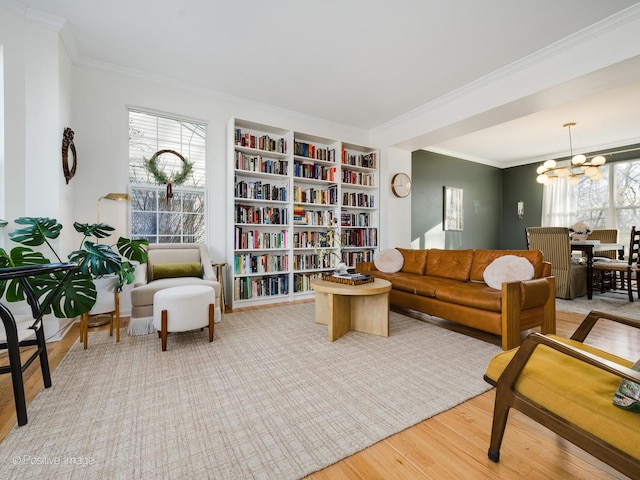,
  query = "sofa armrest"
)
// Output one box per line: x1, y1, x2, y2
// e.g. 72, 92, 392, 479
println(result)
541, 261, 552, 277
500, 277, 555, 350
